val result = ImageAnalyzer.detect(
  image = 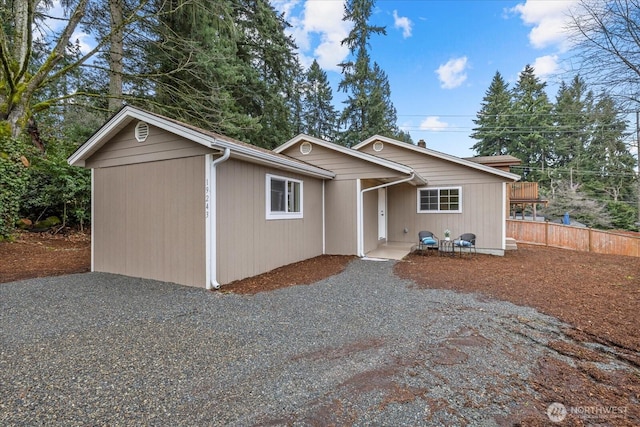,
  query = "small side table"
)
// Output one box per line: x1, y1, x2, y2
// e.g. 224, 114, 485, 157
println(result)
439, 239, 455, 257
